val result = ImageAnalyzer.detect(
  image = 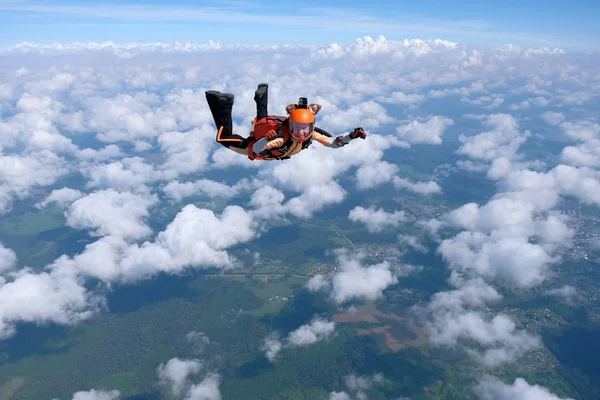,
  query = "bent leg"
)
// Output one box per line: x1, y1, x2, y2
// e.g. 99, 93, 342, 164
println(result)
254, 83, 268, 120
205, 90, 249, 150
